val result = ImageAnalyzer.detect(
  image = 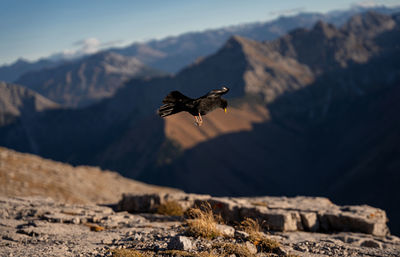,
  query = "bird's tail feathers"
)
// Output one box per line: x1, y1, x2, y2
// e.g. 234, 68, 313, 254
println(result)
158, 90, 191, 117
158, 103, 178, 117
